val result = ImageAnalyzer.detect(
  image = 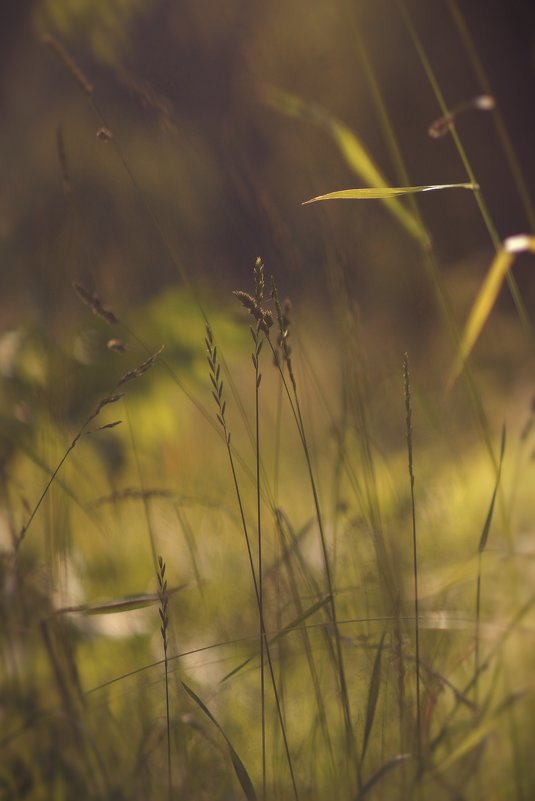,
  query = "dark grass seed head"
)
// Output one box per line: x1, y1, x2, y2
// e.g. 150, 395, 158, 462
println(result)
73, 282, 119, 325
